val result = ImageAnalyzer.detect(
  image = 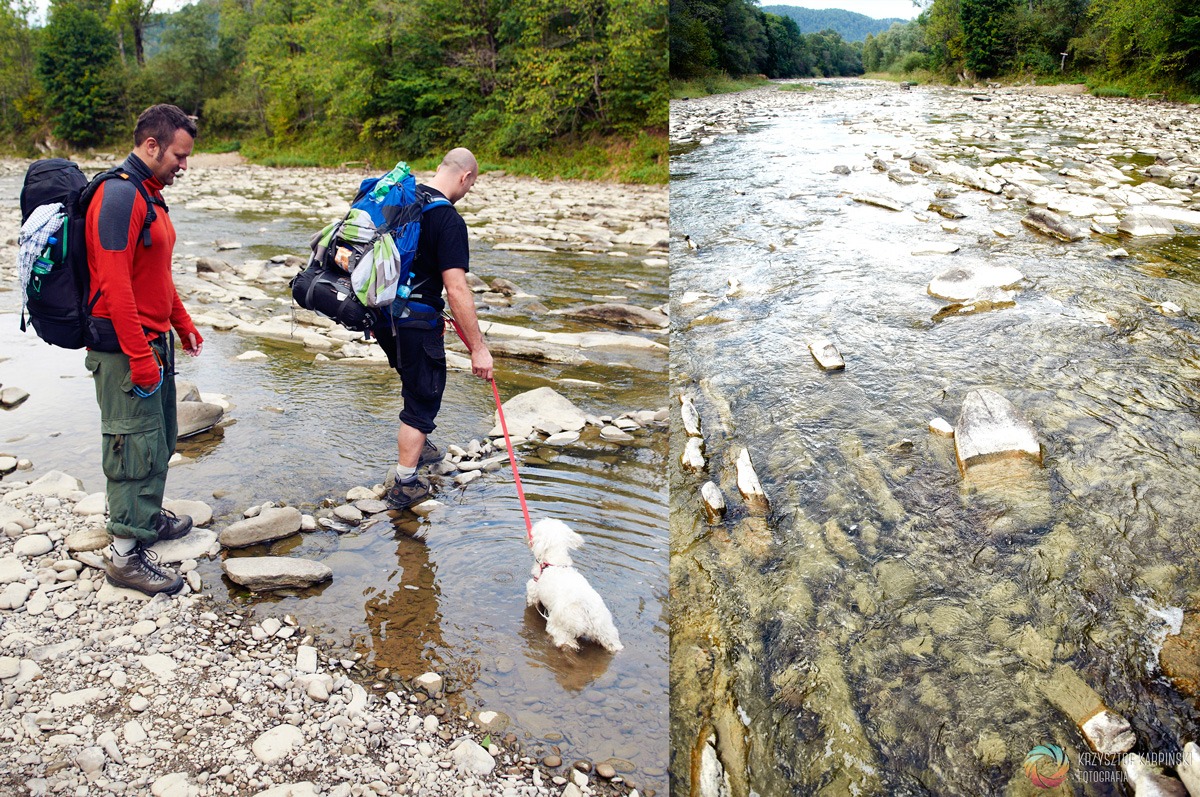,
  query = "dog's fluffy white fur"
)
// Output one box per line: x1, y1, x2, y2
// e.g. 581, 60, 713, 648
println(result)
525, 518, 623, 653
